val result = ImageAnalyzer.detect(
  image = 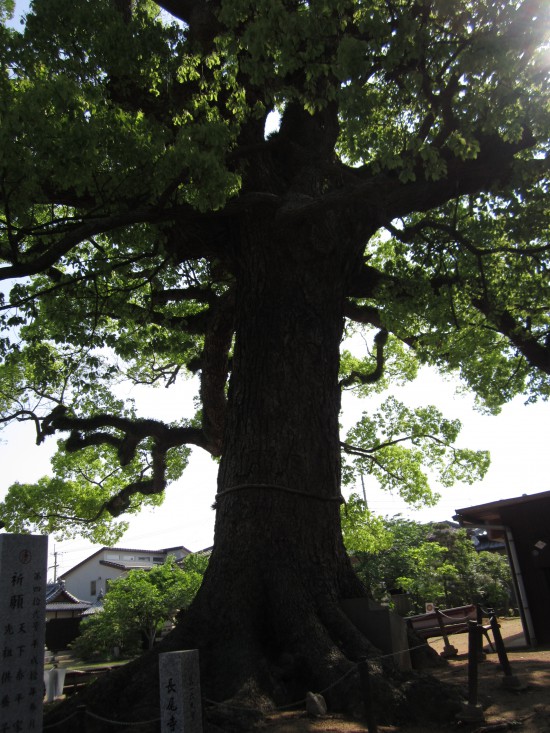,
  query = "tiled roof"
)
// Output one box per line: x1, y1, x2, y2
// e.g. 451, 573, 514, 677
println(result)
46, 602, 91, 612
46, 582, 85, 605
82, 596, 104, 616
99, 560, 159, 571
98, 560, 128, 570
